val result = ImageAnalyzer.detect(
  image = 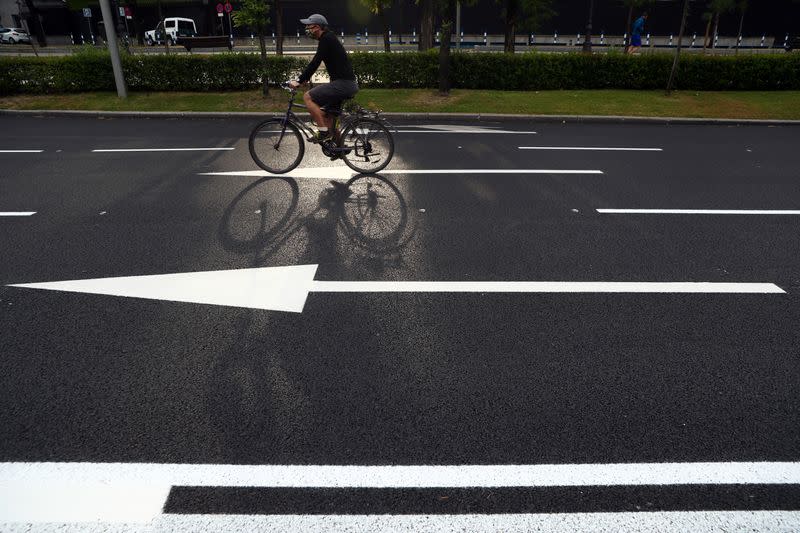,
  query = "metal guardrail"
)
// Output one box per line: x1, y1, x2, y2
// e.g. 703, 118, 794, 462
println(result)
0, 34, 793, 56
